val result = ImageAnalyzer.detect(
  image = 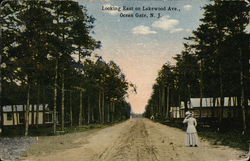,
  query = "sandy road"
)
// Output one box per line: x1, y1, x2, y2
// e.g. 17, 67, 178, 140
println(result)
24, 118, 247, 161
